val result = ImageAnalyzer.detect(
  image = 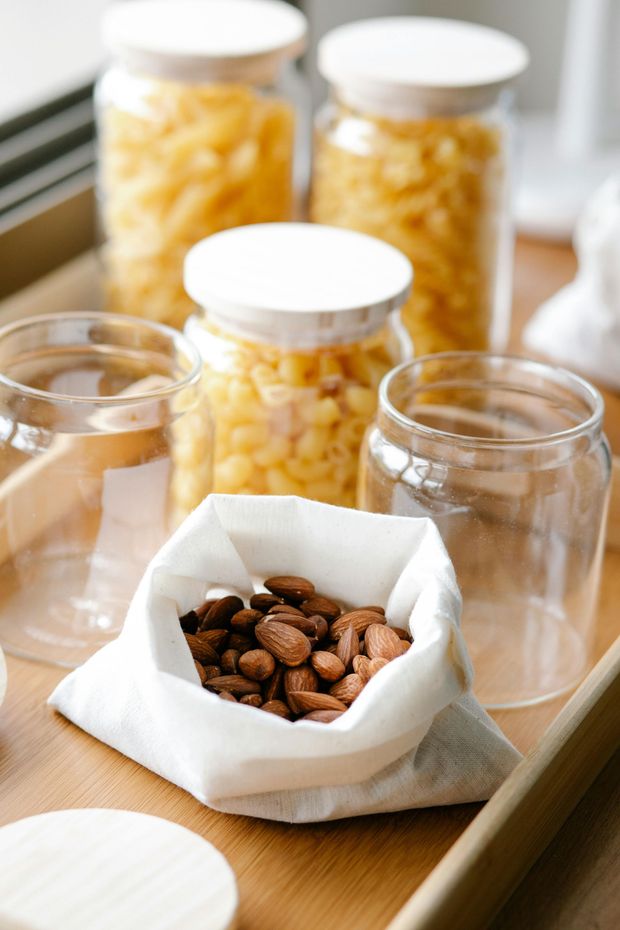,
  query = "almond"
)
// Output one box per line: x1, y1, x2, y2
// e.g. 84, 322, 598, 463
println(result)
312, 616, 329, 641
285, 666, 319, 694
239, 649, 276, 682
352, 654, 372, 684
267, 603, 306, 618
329, 673, 365, 705
195, 598, 219, 620
194, 660, 208, 685
400, 640, 411, 654
230, 608, 263, 635
330, 609, 387, 639
263, 664, 284, 702
264, 575, 315, 603
219, 691, 238, 703
220, 649, 240, 675
200, 595, 244, 631
255, 620, 311, 667
203, 664, 222, 680
335, 624, 359, 671
227, 633, 254, 653
196, 629, 228, 653
368, 657, 389, 677
184, 633, 219, 666
300, 710, 345, 723
240, 694, 263, 707
264, 613, 317, 635
261, 700, 293, 719
392, 626, 413, 641
299, 596, 341, 621
179, 610, 199, 634
310, 651, 346, 682
288, 691, 347, 713
365, 624, 402, 661
249, 593, 284, 612
285, 666, 319, 713
359, 605, 385, 615
206, 675, 261, 696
